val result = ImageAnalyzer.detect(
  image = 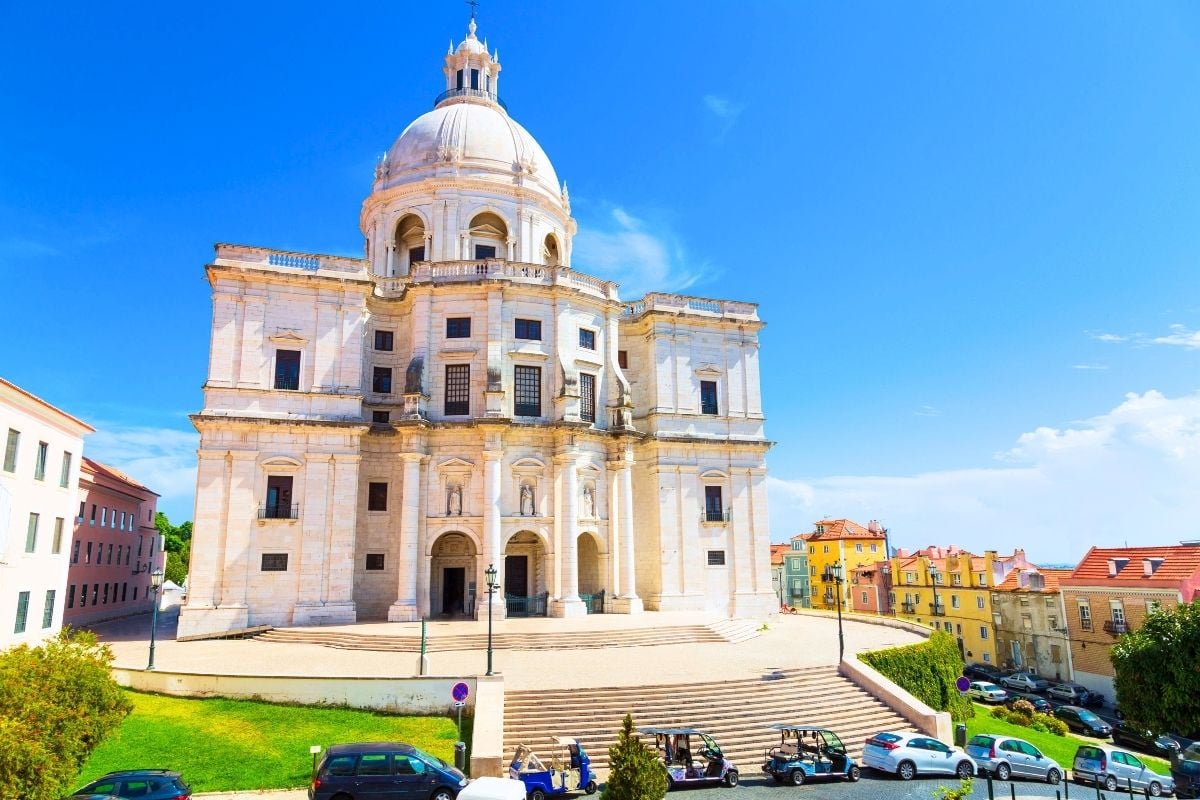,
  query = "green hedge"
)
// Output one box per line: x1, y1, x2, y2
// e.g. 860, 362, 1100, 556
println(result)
859, 631, 974, 722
